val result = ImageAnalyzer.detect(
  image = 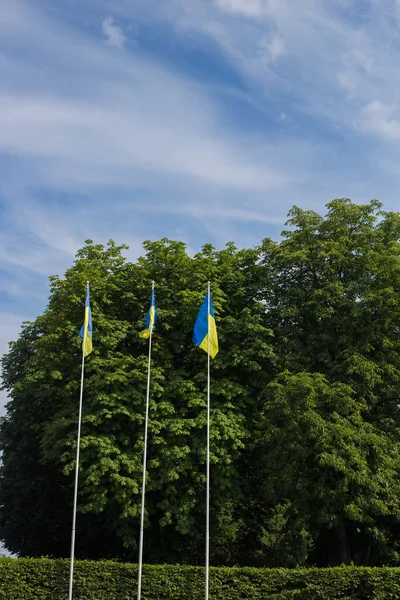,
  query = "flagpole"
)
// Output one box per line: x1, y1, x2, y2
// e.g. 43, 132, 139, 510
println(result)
137, 281, 154, 600
68, 281, 89, 600
205, 281, 211, 600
